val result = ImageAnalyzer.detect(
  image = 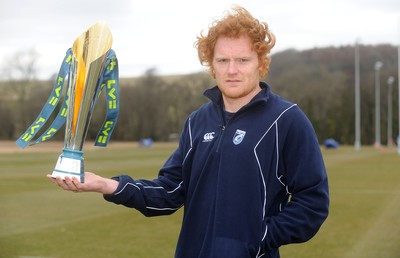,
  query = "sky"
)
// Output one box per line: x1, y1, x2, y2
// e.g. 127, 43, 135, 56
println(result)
0, 0, 399, 80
